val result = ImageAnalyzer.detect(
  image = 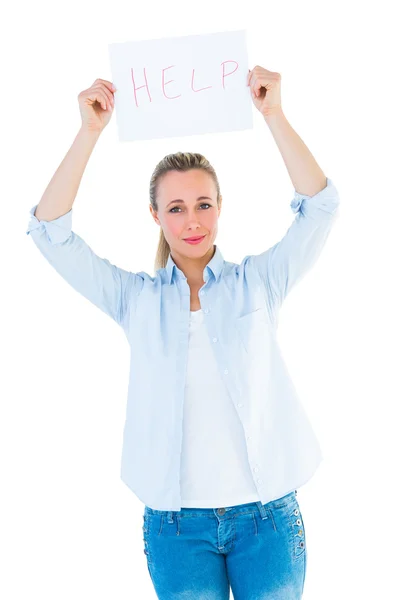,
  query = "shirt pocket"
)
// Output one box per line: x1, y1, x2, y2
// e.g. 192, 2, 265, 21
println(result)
235, 307, 271, 355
